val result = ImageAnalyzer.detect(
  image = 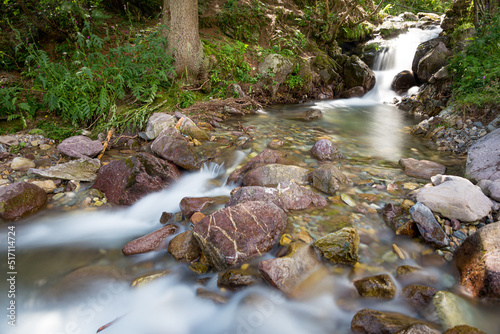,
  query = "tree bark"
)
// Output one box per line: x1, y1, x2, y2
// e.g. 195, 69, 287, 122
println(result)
162, 0, 203, 83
